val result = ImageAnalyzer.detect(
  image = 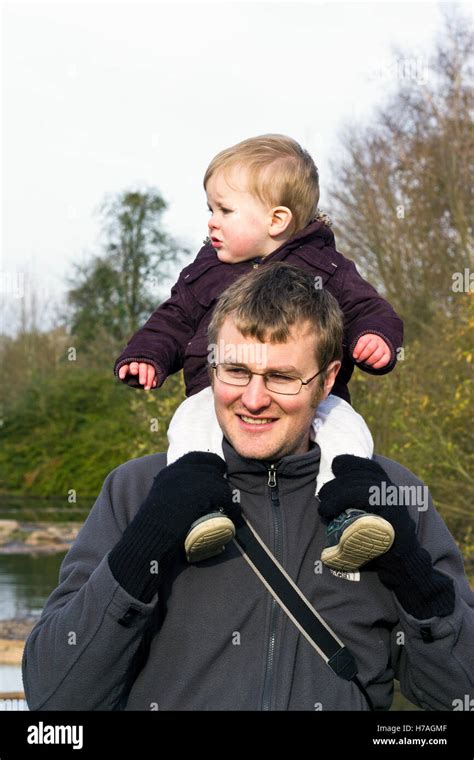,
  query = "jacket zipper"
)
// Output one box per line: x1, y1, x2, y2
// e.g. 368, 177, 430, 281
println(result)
261, 464, 282, 711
